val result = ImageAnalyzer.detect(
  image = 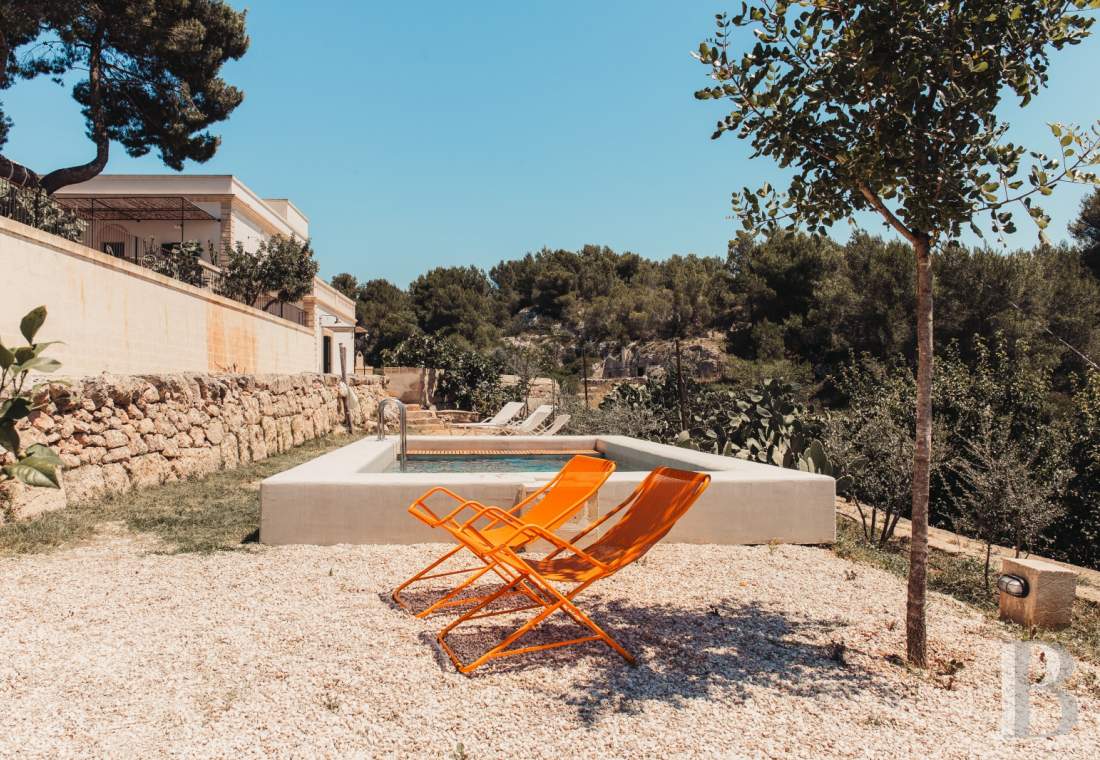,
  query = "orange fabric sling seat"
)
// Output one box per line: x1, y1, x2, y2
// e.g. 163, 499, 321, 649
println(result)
435, 466, 711, 674
391, 454, 615, 618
